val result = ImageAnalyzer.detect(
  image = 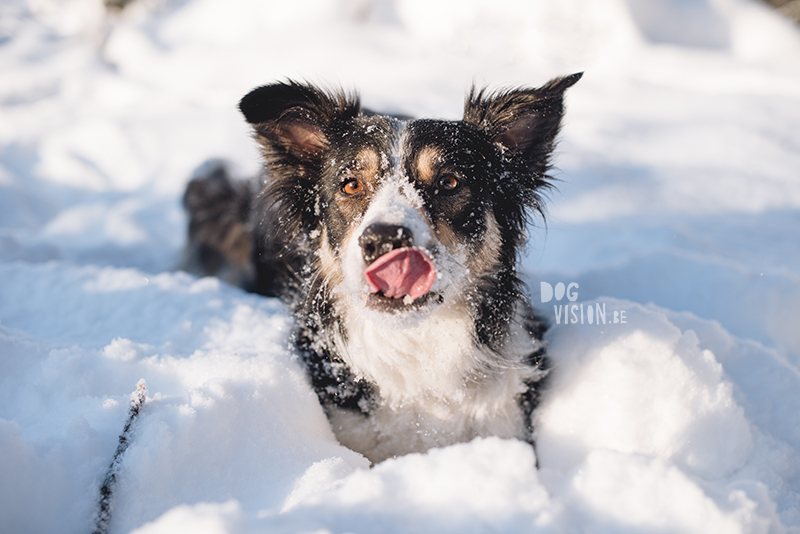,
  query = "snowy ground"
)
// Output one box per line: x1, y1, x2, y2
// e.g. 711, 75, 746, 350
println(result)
2, 0, 800, 532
